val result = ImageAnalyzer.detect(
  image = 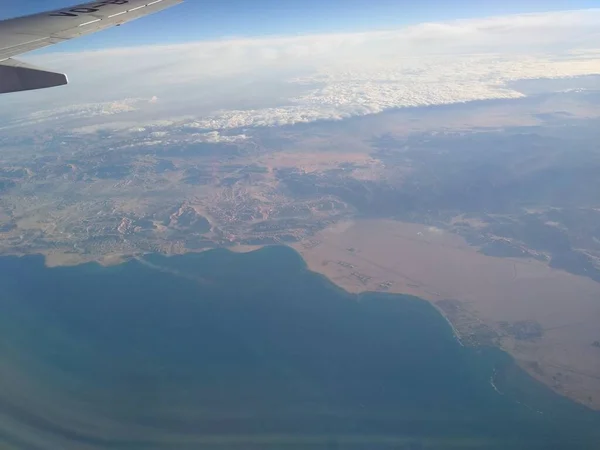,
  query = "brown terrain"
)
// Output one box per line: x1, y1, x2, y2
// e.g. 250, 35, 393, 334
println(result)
292, 219, 600, 410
